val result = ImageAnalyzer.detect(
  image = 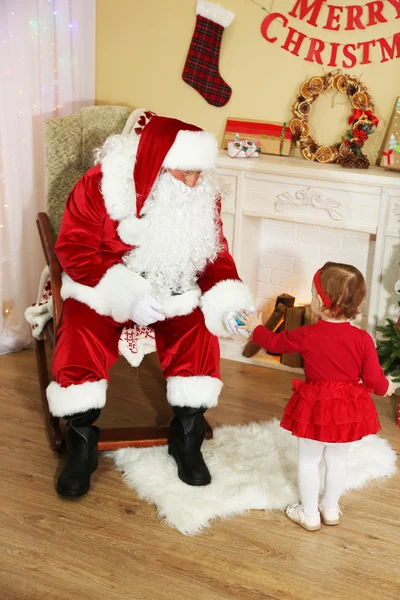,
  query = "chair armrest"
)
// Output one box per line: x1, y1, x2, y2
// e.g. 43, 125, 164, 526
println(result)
37, 213, 63, 332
